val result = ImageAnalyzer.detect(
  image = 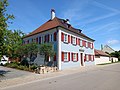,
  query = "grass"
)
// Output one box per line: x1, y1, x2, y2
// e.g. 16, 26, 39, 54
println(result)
98, 61, 120, 65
